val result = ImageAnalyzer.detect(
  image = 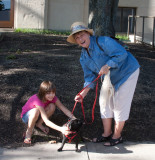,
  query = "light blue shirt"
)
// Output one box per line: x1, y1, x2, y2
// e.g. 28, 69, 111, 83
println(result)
80, 36, 140, 91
